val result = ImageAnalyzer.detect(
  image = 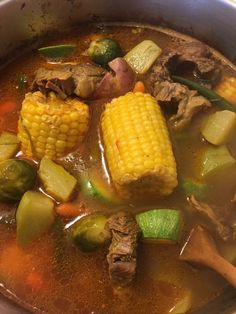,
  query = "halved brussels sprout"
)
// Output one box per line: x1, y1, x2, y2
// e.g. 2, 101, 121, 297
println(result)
0, 159, 37, 202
